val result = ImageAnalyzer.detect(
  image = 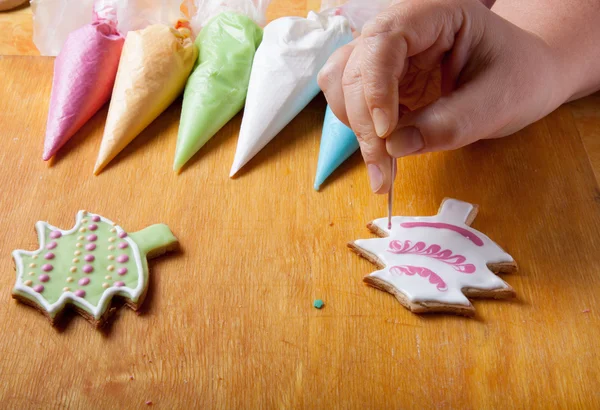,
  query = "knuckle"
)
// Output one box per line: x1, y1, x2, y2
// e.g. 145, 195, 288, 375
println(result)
362, 10, 400, 40
354, 125, 377, 144
427, 103, 468, 148
358, 141, 379, 161
317, 66, 333, 91
319, 44, 355, 91
362, 77, 389, 102
341, 64, 361, 89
